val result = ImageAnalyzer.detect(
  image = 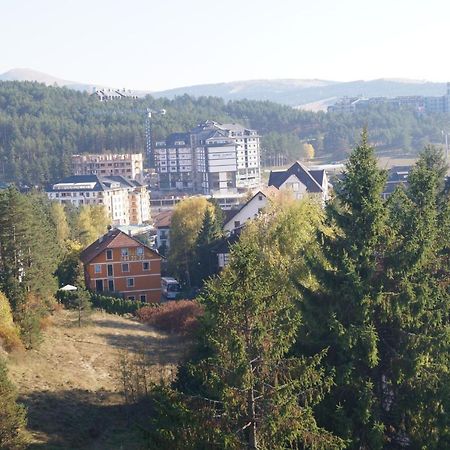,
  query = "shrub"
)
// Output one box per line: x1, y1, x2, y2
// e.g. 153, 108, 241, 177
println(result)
0, 292, 23, 352
137, 300, 204, 335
